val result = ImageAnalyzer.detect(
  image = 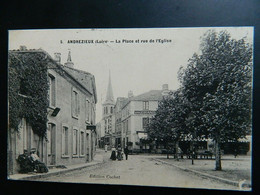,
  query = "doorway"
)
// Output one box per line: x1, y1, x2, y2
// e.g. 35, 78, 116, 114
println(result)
86, 133, 89, 162
47, 123, 56, 165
